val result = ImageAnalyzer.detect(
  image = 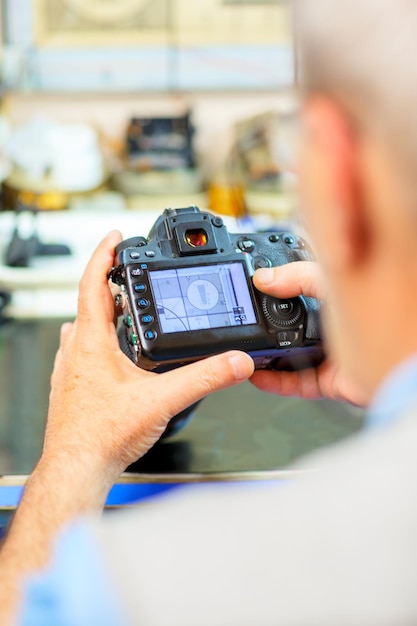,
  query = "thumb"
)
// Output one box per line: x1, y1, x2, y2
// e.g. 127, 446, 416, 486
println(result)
161, 350, 255, 416
77, 230, 123, 333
